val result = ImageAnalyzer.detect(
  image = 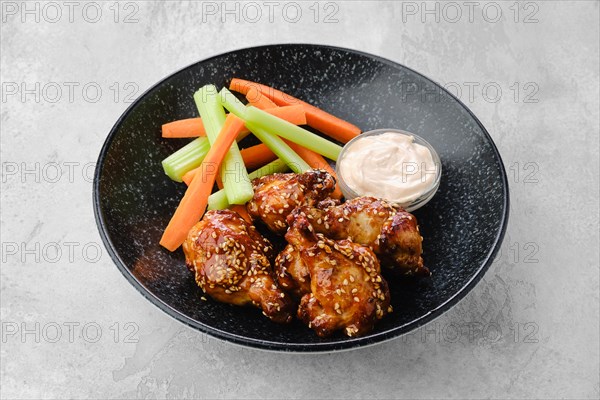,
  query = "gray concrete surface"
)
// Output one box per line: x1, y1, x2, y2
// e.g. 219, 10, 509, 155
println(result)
1, 1, 598, 399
